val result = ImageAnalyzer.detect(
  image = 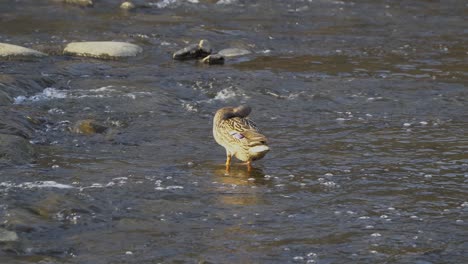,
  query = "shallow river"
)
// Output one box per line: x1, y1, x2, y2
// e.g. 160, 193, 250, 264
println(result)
0, 0, 467, 263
